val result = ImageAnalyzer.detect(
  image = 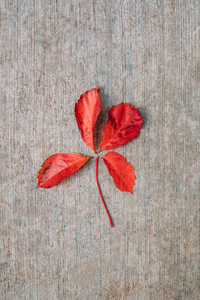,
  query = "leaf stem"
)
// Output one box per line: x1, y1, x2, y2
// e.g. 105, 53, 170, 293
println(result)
95, 157, 114, 228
